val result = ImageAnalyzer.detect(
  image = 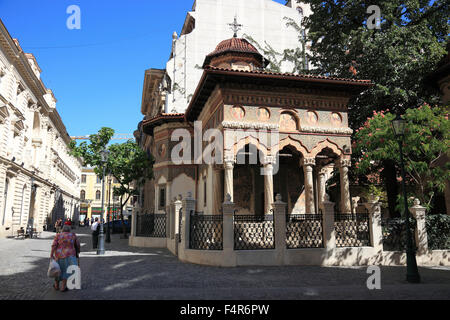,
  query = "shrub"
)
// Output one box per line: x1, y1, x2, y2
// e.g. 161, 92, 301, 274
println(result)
426, 214, 450, 250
